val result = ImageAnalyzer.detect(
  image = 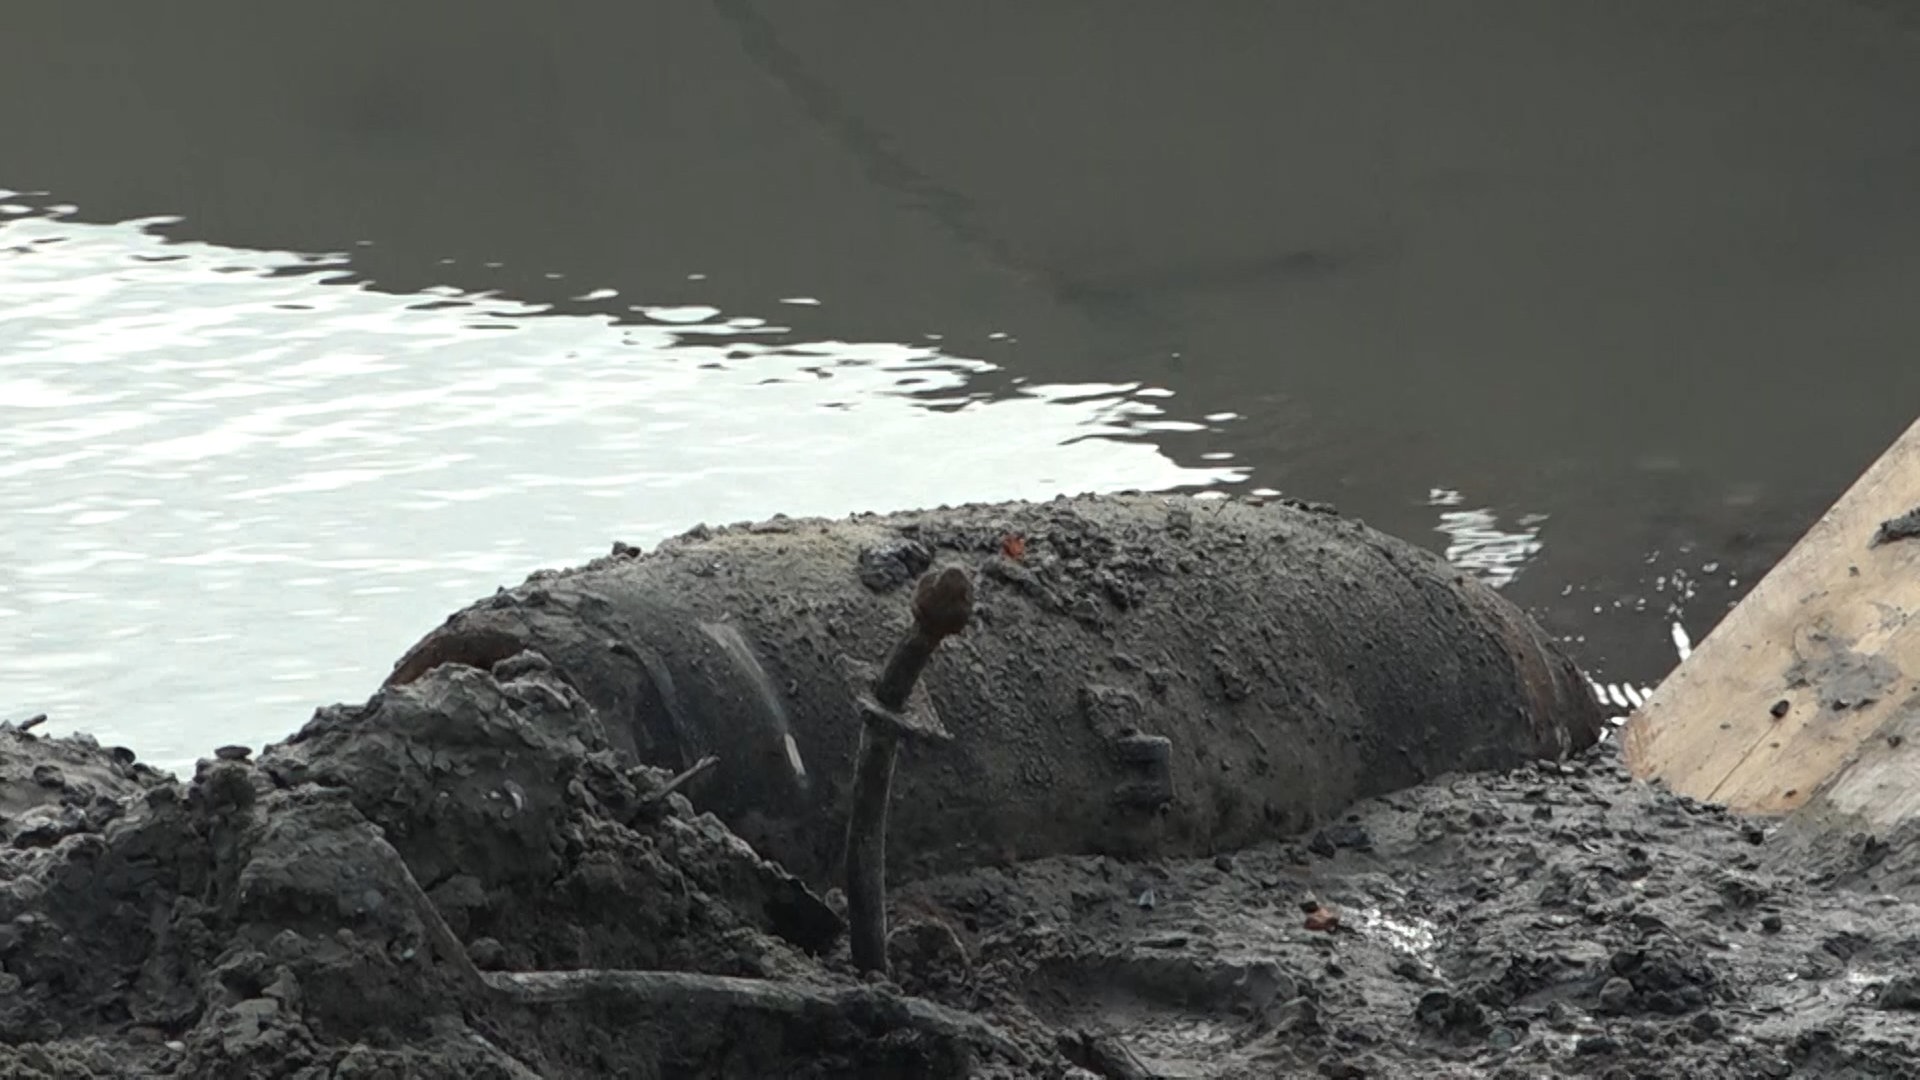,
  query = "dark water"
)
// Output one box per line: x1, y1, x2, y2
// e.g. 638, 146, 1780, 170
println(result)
6, 1, 1920, 768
